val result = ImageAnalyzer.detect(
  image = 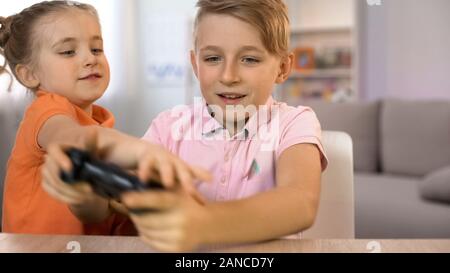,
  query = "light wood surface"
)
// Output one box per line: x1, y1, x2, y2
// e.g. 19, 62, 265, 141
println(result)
1, 233, 449, 253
